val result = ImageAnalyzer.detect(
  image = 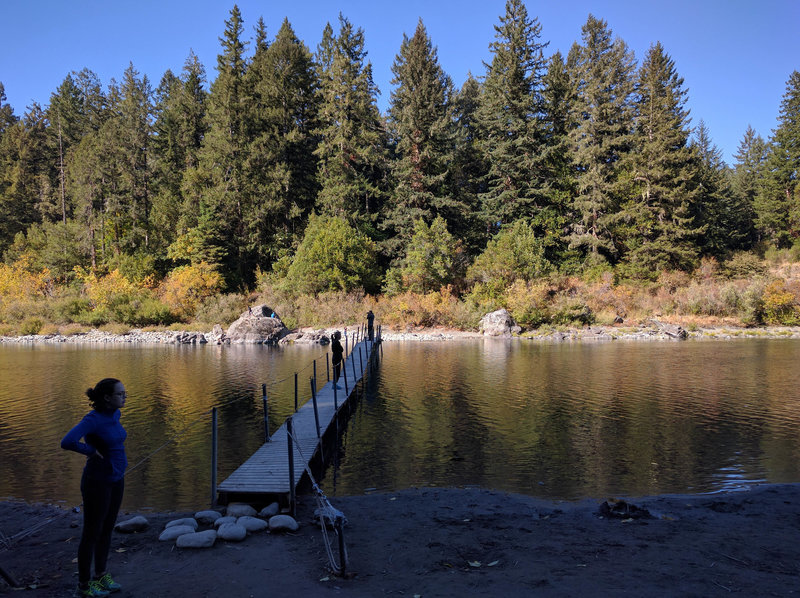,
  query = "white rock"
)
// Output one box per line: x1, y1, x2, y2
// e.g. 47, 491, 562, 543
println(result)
165, 517, 198, 530
213, 516, 237, 528
158, 525, 195, 541
268, 515, 299, 532
258, 503, 280, 518
217, 522, 247, 541
237, 516, 268, 532
226, 503, 257, 517
114, 515, 149, 533
176, 529, 217, 548
195, 510, 222, 525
